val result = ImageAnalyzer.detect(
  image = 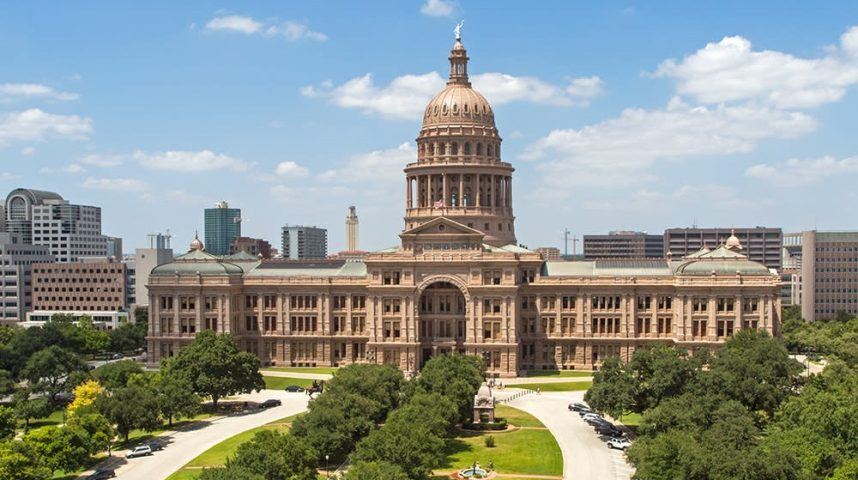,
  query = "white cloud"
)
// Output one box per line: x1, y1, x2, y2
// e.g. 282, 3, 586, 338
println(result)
523, 98, 816, 190
266, 21, 327, 41
166, 189, 211, 205
421, 0, 455, 17
205, 15, 326, 41
320, 142, 415, 183
745, 155, 858, 187
40, 164, 85, 174
20, 146, 35, 156
0, 108, 93, 147
81, 177, 148, 191
134, 149, 249, 172
275, 161, 309, 177
303, 72, 602, 120
473, 73, 603, 107
0, 83, 78, 102
205, 15, 263, 34
79, 153, 123, 167
654, 26, 858, 109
